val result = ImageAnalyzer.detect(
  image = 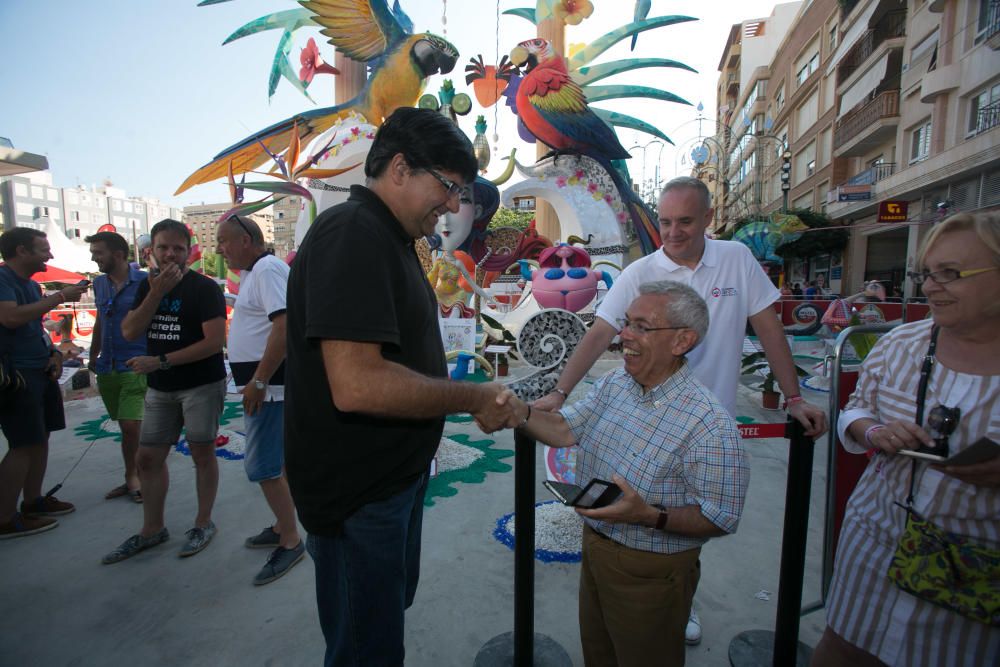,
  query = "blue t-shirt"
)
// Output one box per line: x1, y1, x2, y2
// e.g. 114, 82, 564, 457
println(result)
93, 267, 147, 373
0, 265, 51, 369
